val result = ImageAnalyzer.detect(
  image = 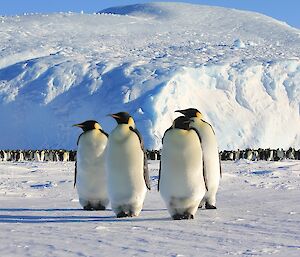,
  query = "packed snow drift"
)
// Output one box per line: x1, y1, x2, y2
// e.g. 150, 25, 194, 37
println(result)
0, 2, 299, 150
